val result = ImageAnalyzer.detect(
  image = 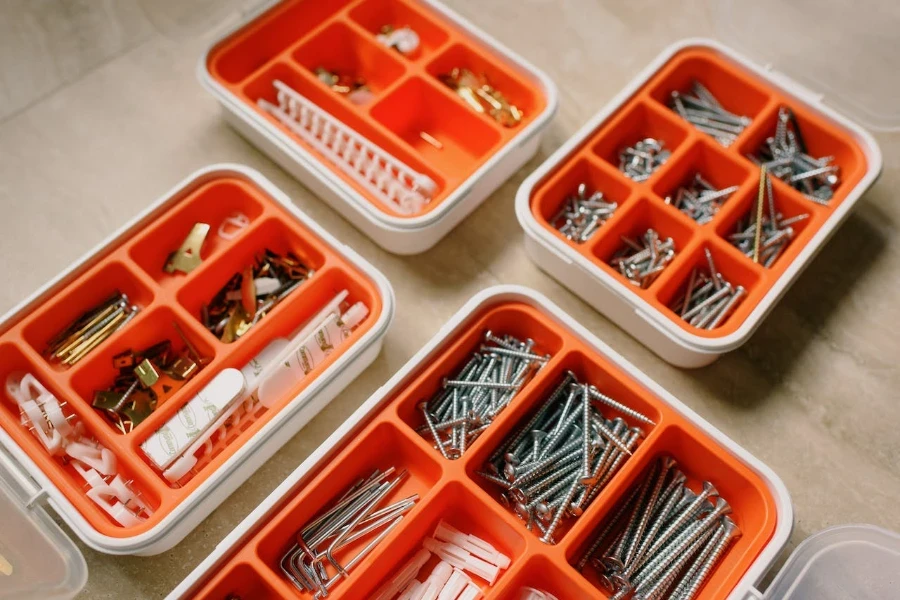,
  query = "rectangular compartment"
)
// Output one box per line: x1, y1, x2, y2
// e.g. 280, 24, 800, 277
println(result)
515, 39, 882, 367
168, 287, 791, 600
200, 0, 557, 254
